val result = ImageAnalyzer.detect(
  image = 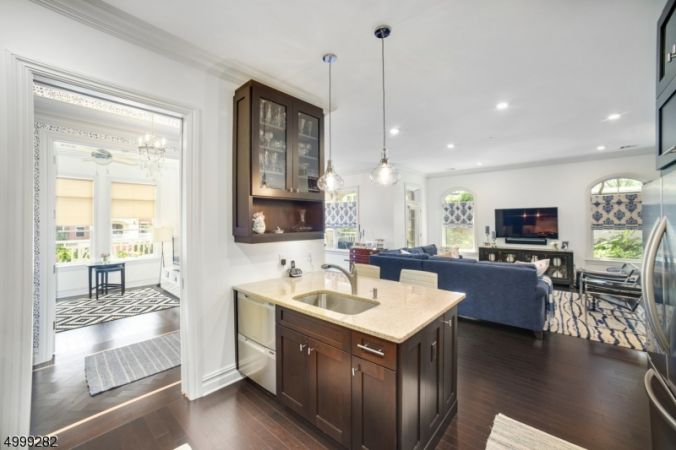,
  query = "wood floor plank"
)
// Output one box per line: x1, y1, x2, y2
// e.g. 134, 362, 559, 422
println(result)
56, 319, 650, 449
